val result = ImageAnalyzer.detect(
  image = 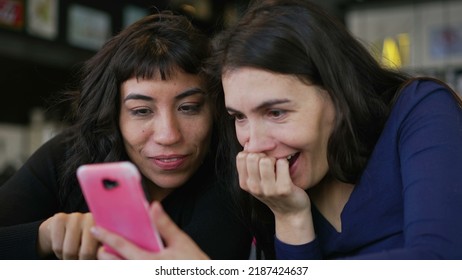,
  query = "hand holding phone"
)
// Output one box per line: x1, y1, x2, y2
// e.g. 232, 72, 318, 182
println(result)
77, 161, 164, 256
